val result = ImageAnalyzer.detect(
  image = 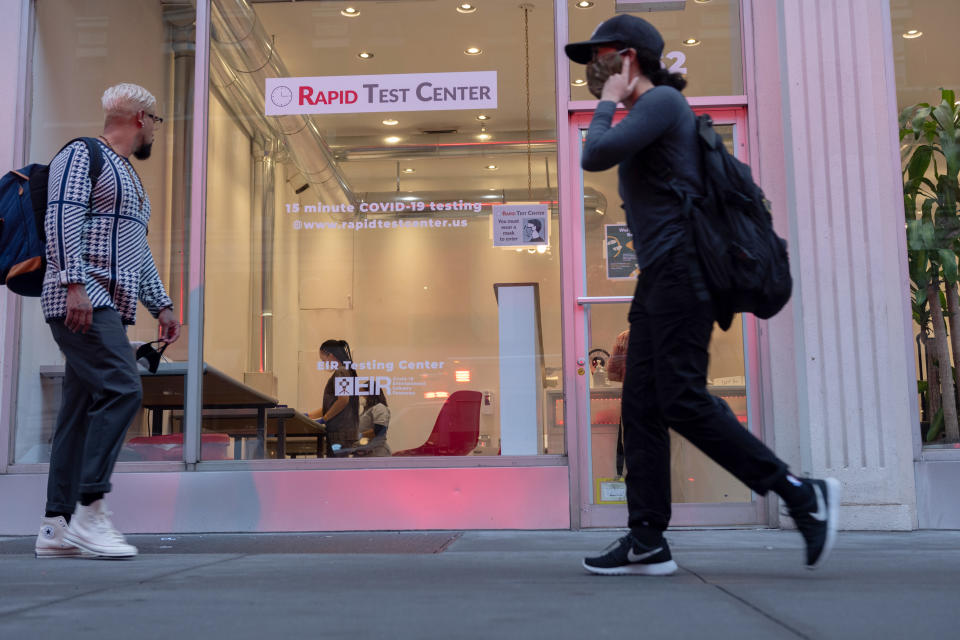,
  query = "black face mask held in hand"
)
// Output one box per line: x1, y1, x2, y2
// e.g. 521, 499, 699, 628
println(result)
136, 340, 169, 374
